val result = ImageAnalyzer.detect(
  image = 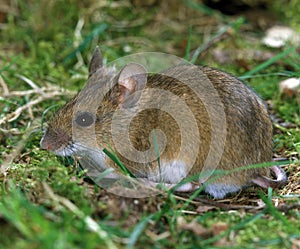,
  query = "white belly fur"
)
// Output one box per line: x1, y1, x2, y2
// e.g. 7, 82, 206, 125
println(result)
77, 148, 240, 199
